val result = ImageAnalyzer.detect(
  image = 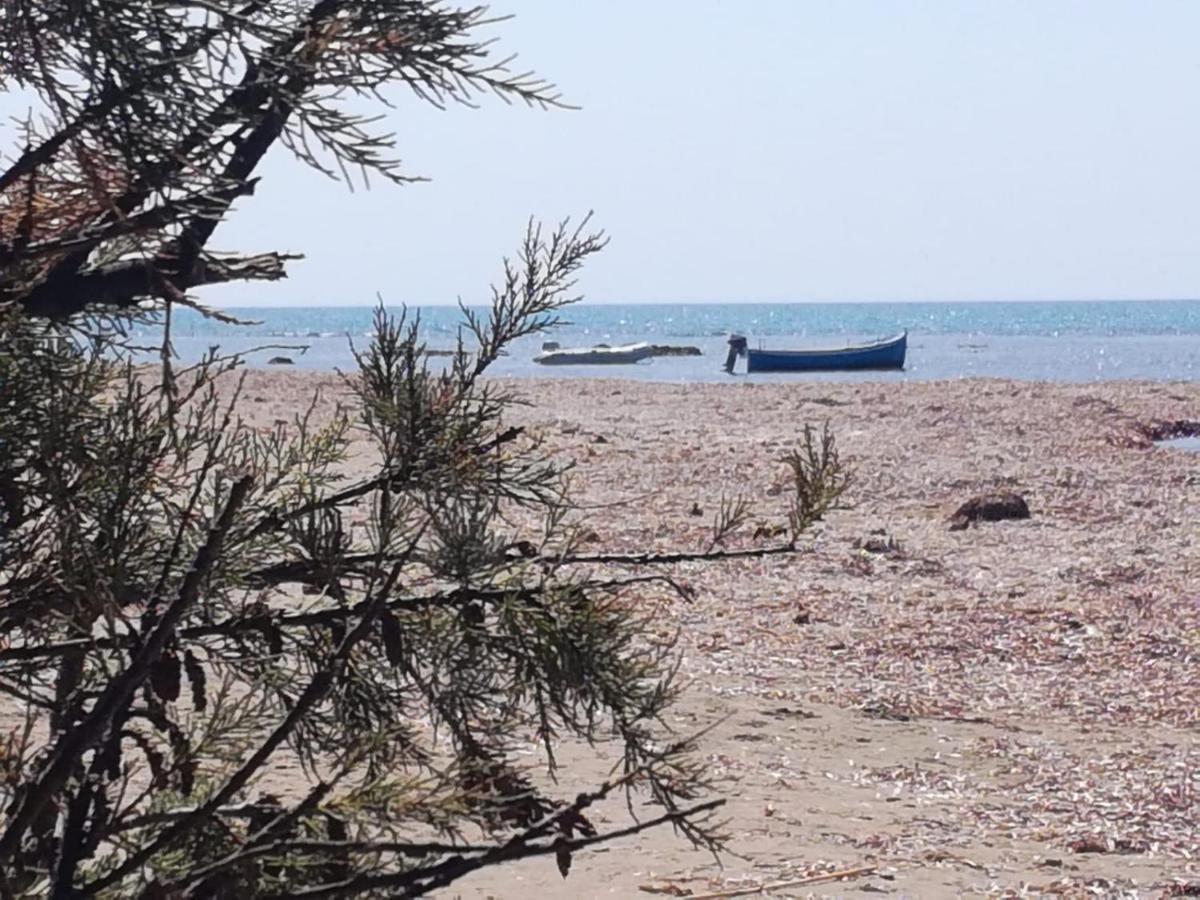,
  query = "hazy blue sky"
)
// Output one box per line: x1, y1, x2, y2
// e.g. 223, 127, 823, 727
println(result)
23, 2, 1200, 305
